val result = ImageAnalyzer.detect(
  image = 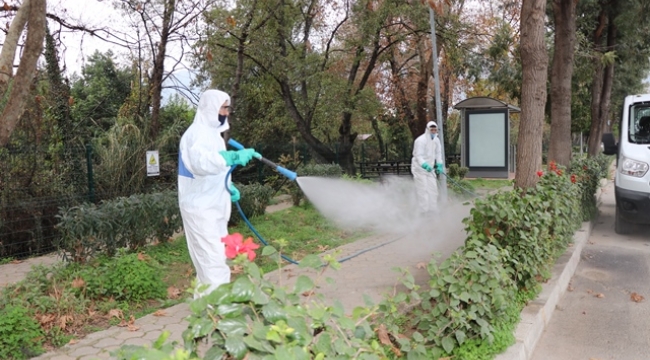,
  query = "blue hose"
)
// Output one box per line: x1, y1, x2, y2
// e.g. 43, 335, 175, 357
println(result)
225, 165, 401, 266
